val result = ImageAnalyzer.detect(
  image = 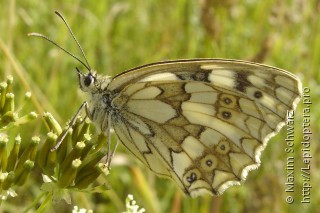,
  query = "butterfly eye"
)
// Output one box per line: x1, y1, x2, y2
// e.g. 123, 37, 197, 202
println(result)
84, 74, 94, 87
